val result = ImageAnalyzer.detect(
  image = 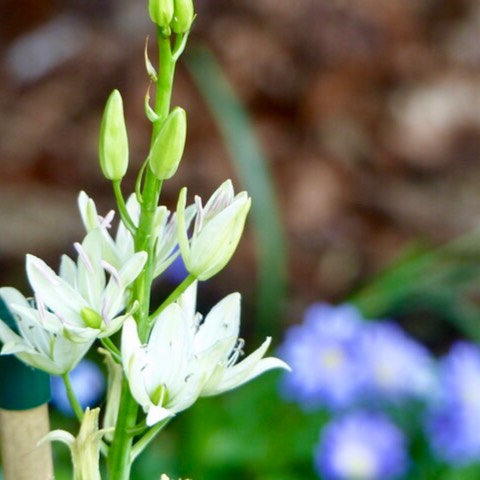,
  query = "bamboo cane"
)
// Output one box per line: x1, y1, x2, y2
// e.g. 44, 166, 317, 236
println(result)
0, 404, 54, 479
0, 296, 53, 479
